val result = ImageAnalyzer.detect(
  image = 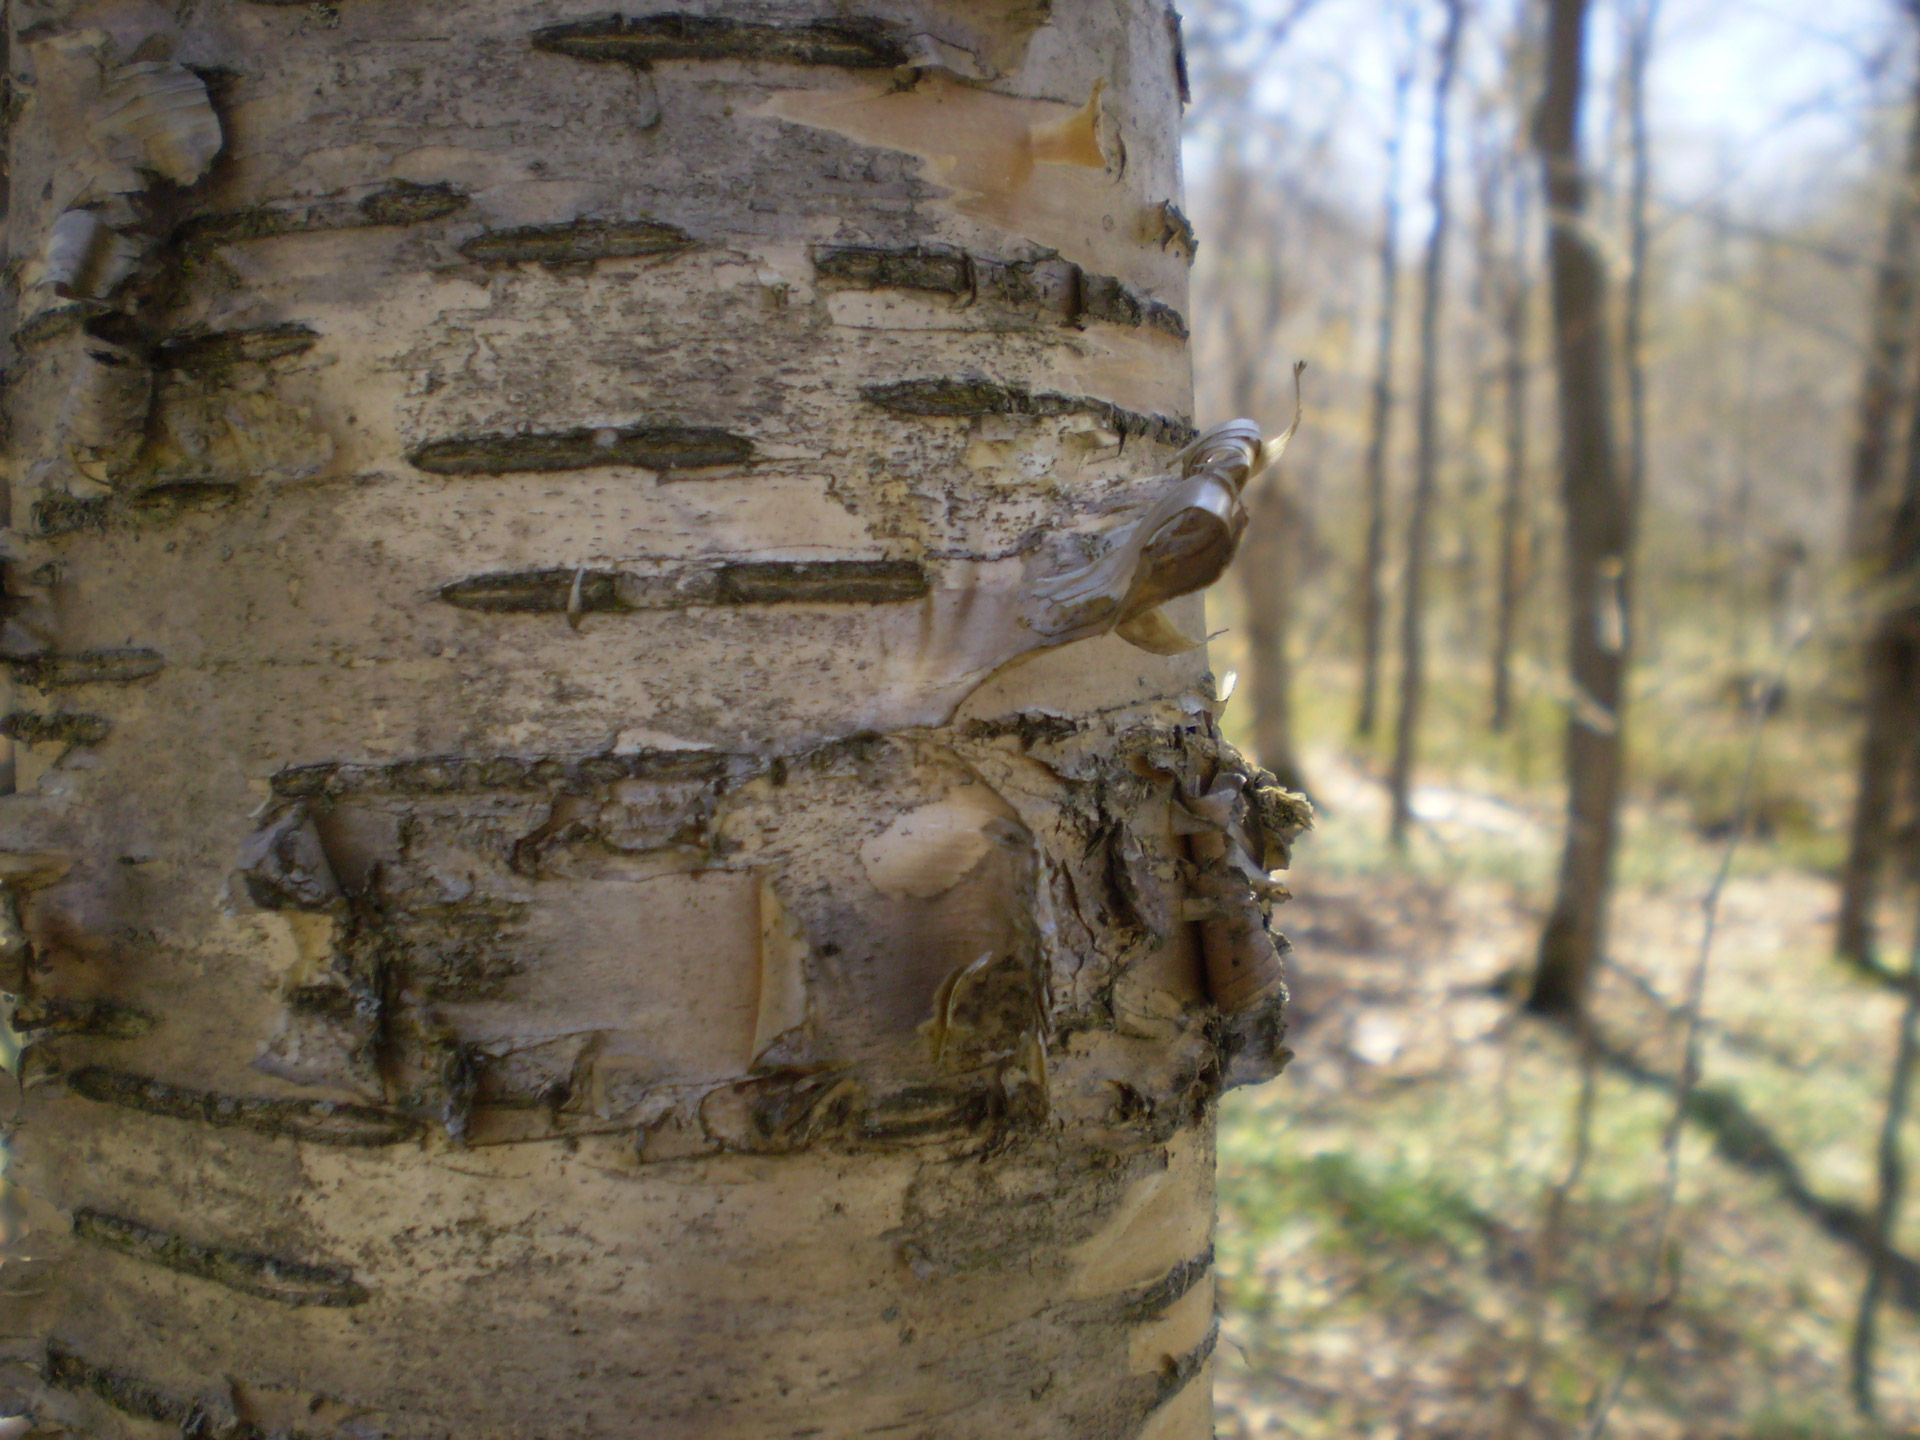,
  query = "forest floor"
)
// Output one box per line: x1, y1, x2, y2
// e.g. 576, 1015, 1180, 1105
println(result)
1211, 743, 1920, 1440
